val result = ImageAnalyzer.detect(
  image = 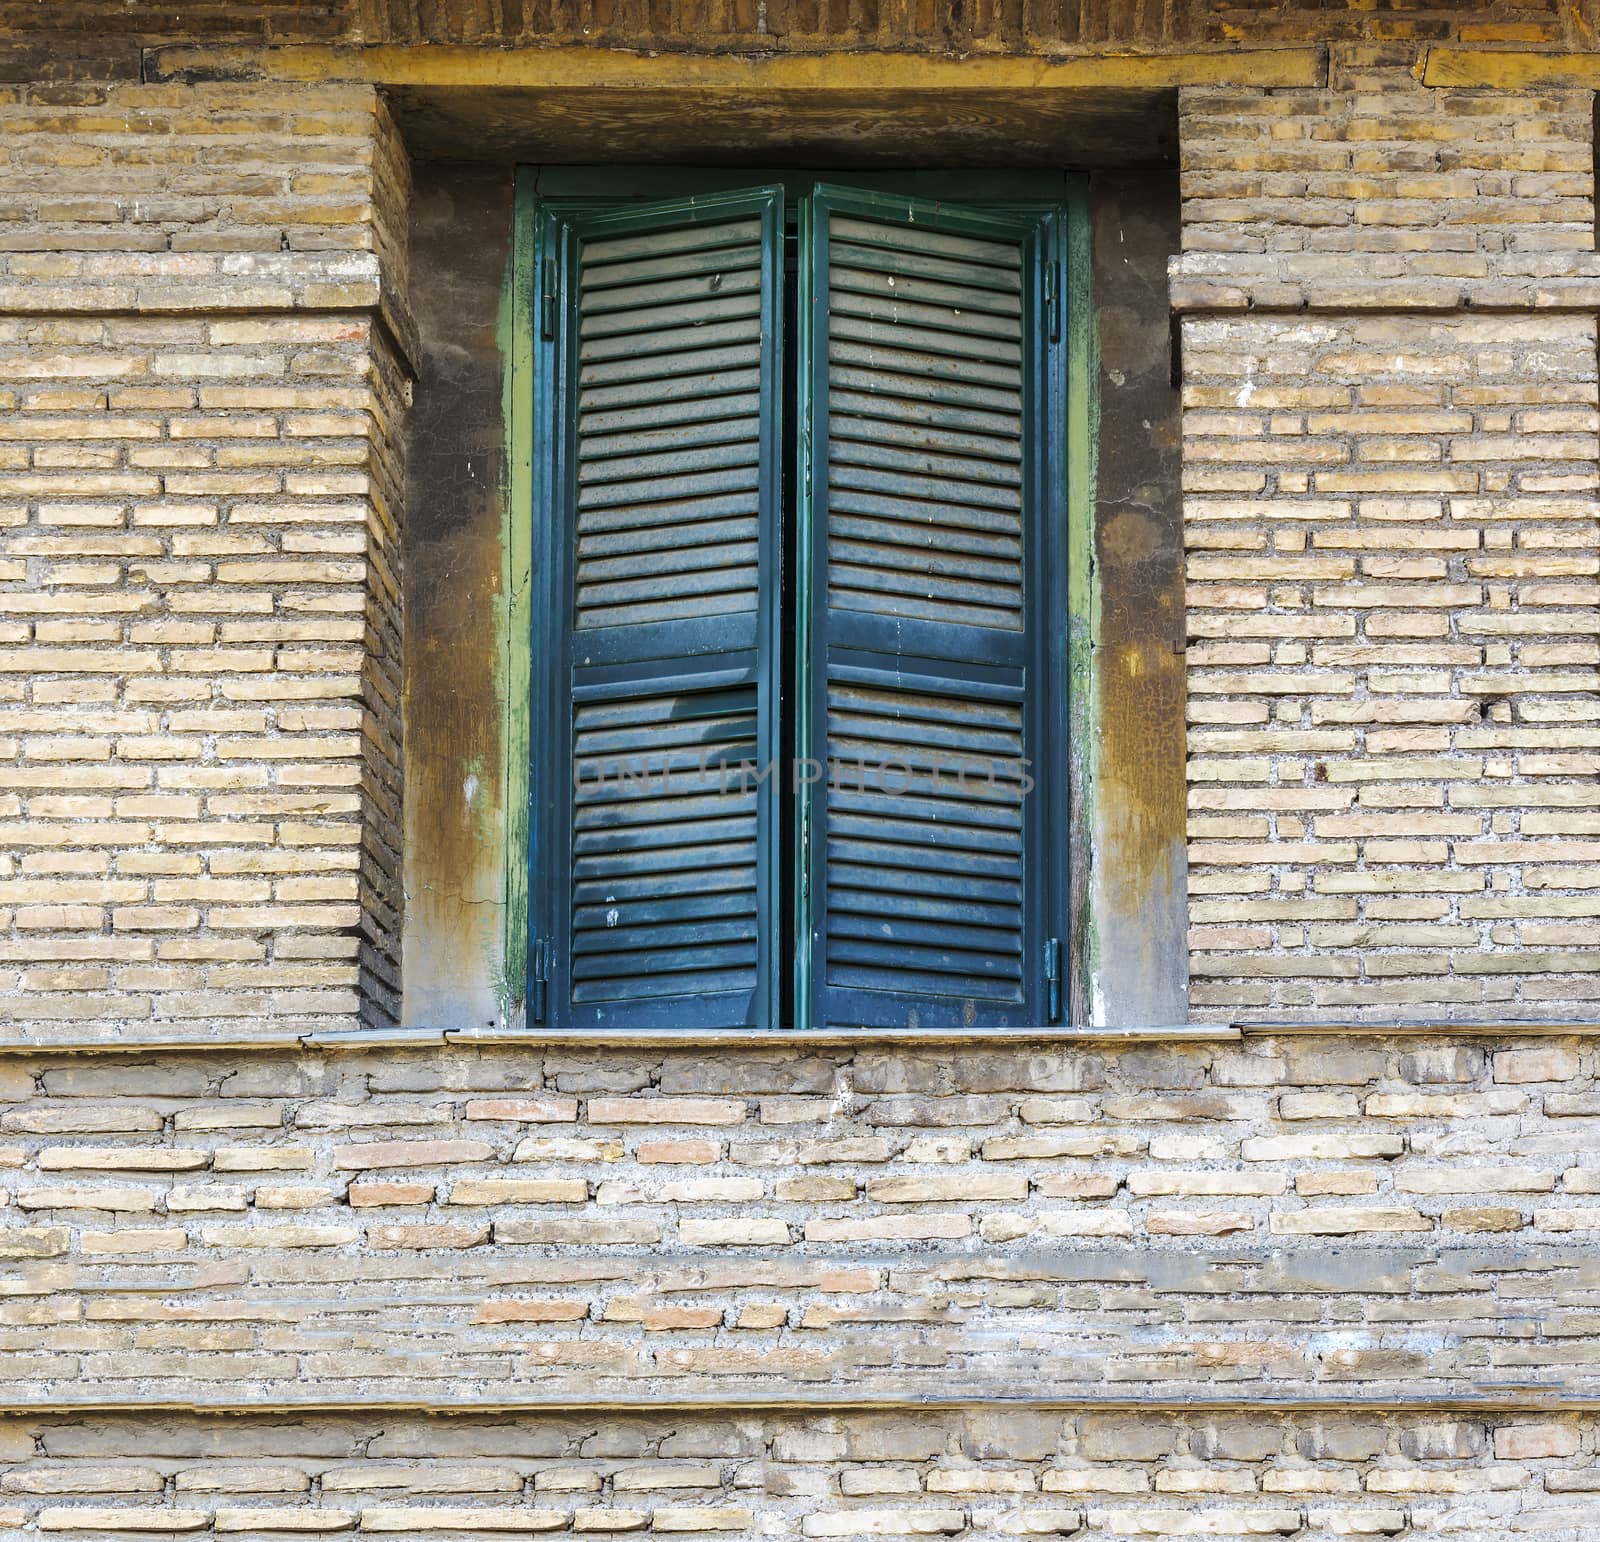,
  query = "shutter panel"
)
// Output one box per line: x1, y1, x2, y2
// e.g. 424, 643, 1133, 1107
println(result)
798, 184, 1066, 1030
533, 187, 784, 1030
